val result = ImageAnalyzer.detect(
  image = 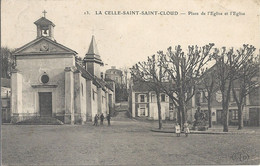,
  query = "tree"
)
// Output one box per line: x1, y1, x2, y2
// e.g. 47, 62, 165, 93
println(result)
211, 46, 256, 132
1, 47, 15, 78
200, 66, 218, 128
131, 54, 165, 129
159, 44, 214, 129
115, 82, 128, 102
120, 66, 129, 89
213, 48, 234, 132
232, 45, 259, 130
